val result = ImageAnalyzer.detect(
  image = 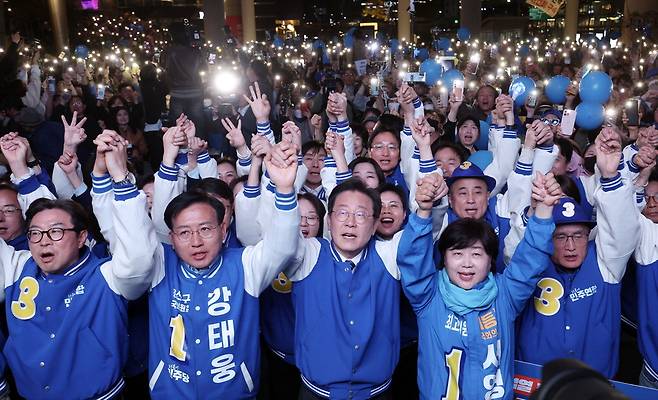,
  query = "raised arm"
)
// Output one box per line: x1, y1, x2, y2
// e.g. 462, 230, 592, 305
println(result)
98, 134, 158, 300
593, 128, 641, 284
242, 141, 300, 297
500, 172, 560, 316
397, 173, 448, 313
244, 82, 275, 144
152, 126, 188, 243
